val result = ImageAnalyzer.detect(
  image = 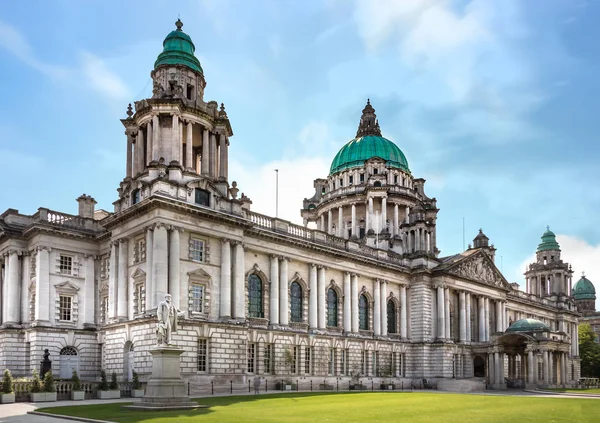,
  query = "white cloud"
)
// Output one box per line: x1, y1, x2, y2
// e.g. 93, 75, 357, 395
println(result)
0, 20, 68, 78
516, 235, 600, 309
80, 51, 130, 101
